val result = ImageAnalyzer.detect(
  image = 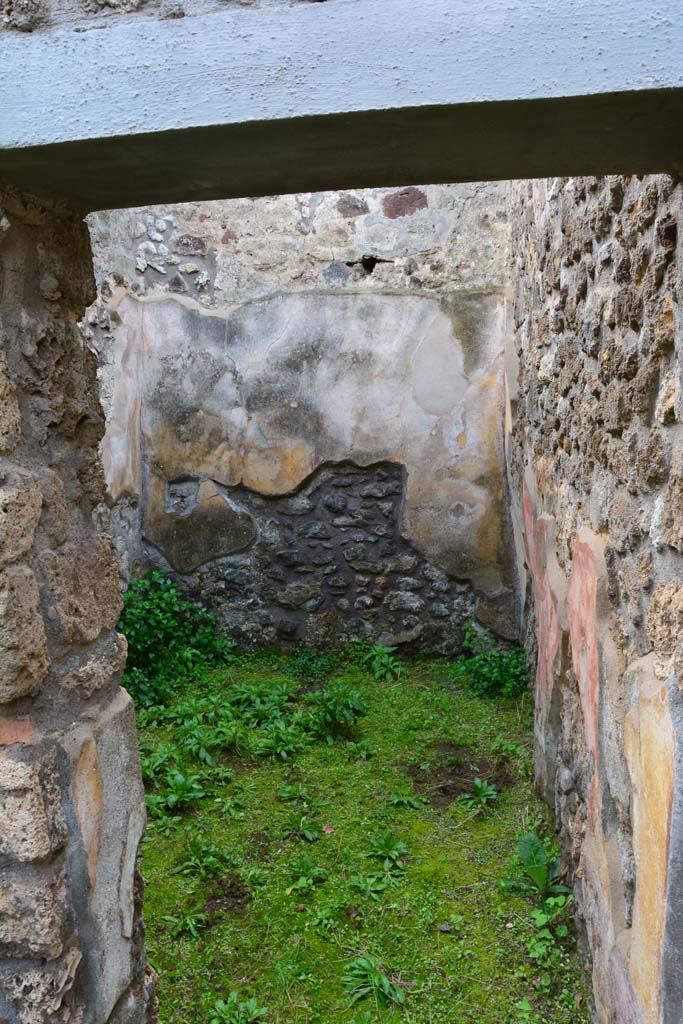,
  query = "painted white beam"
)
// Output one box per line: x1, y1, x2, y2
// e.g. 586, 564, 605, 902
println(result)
1, 0, 682, 210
